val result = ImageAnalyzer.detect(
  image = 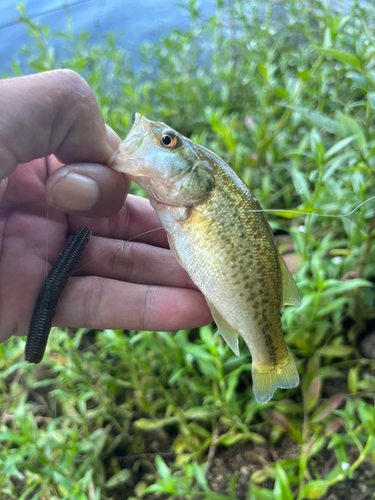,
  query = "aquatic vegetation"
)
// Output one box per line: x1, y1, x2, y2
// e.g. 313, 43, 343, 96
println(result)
1, 0, 375, 498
